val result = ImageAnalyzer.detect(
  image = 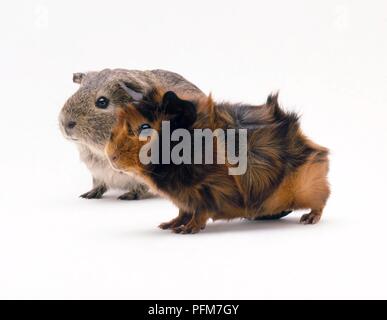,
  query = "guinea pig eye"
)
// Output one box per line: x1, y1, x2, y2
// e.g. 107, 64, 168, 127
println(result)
95, 96, 109, 109
138, 123, 151, 133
